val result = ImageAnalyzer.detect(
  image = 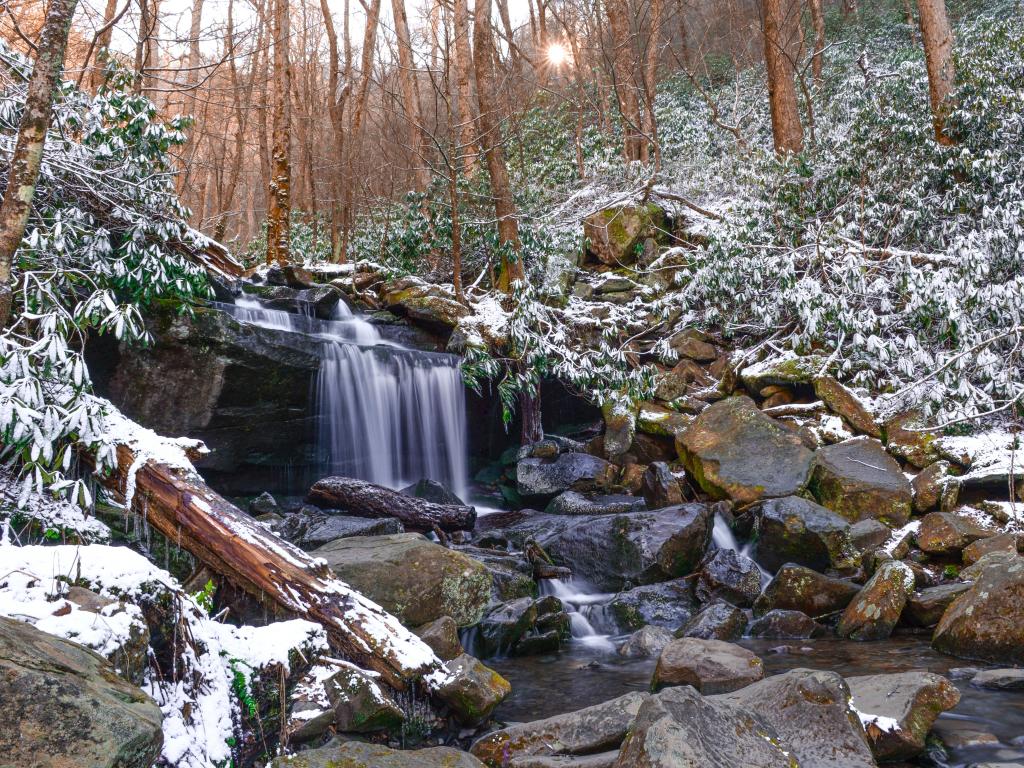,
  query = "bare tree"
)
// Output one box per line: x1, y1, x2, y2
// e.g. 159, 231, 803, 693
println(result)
916, 0, 955, 144
452, 0, 479, 177
0, 0, 79, 327
762, 0, 803, 155
266, 0, 291, 264
808, 0, 825, 86
605, 0, 645, 162
391, 0, 430, 190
